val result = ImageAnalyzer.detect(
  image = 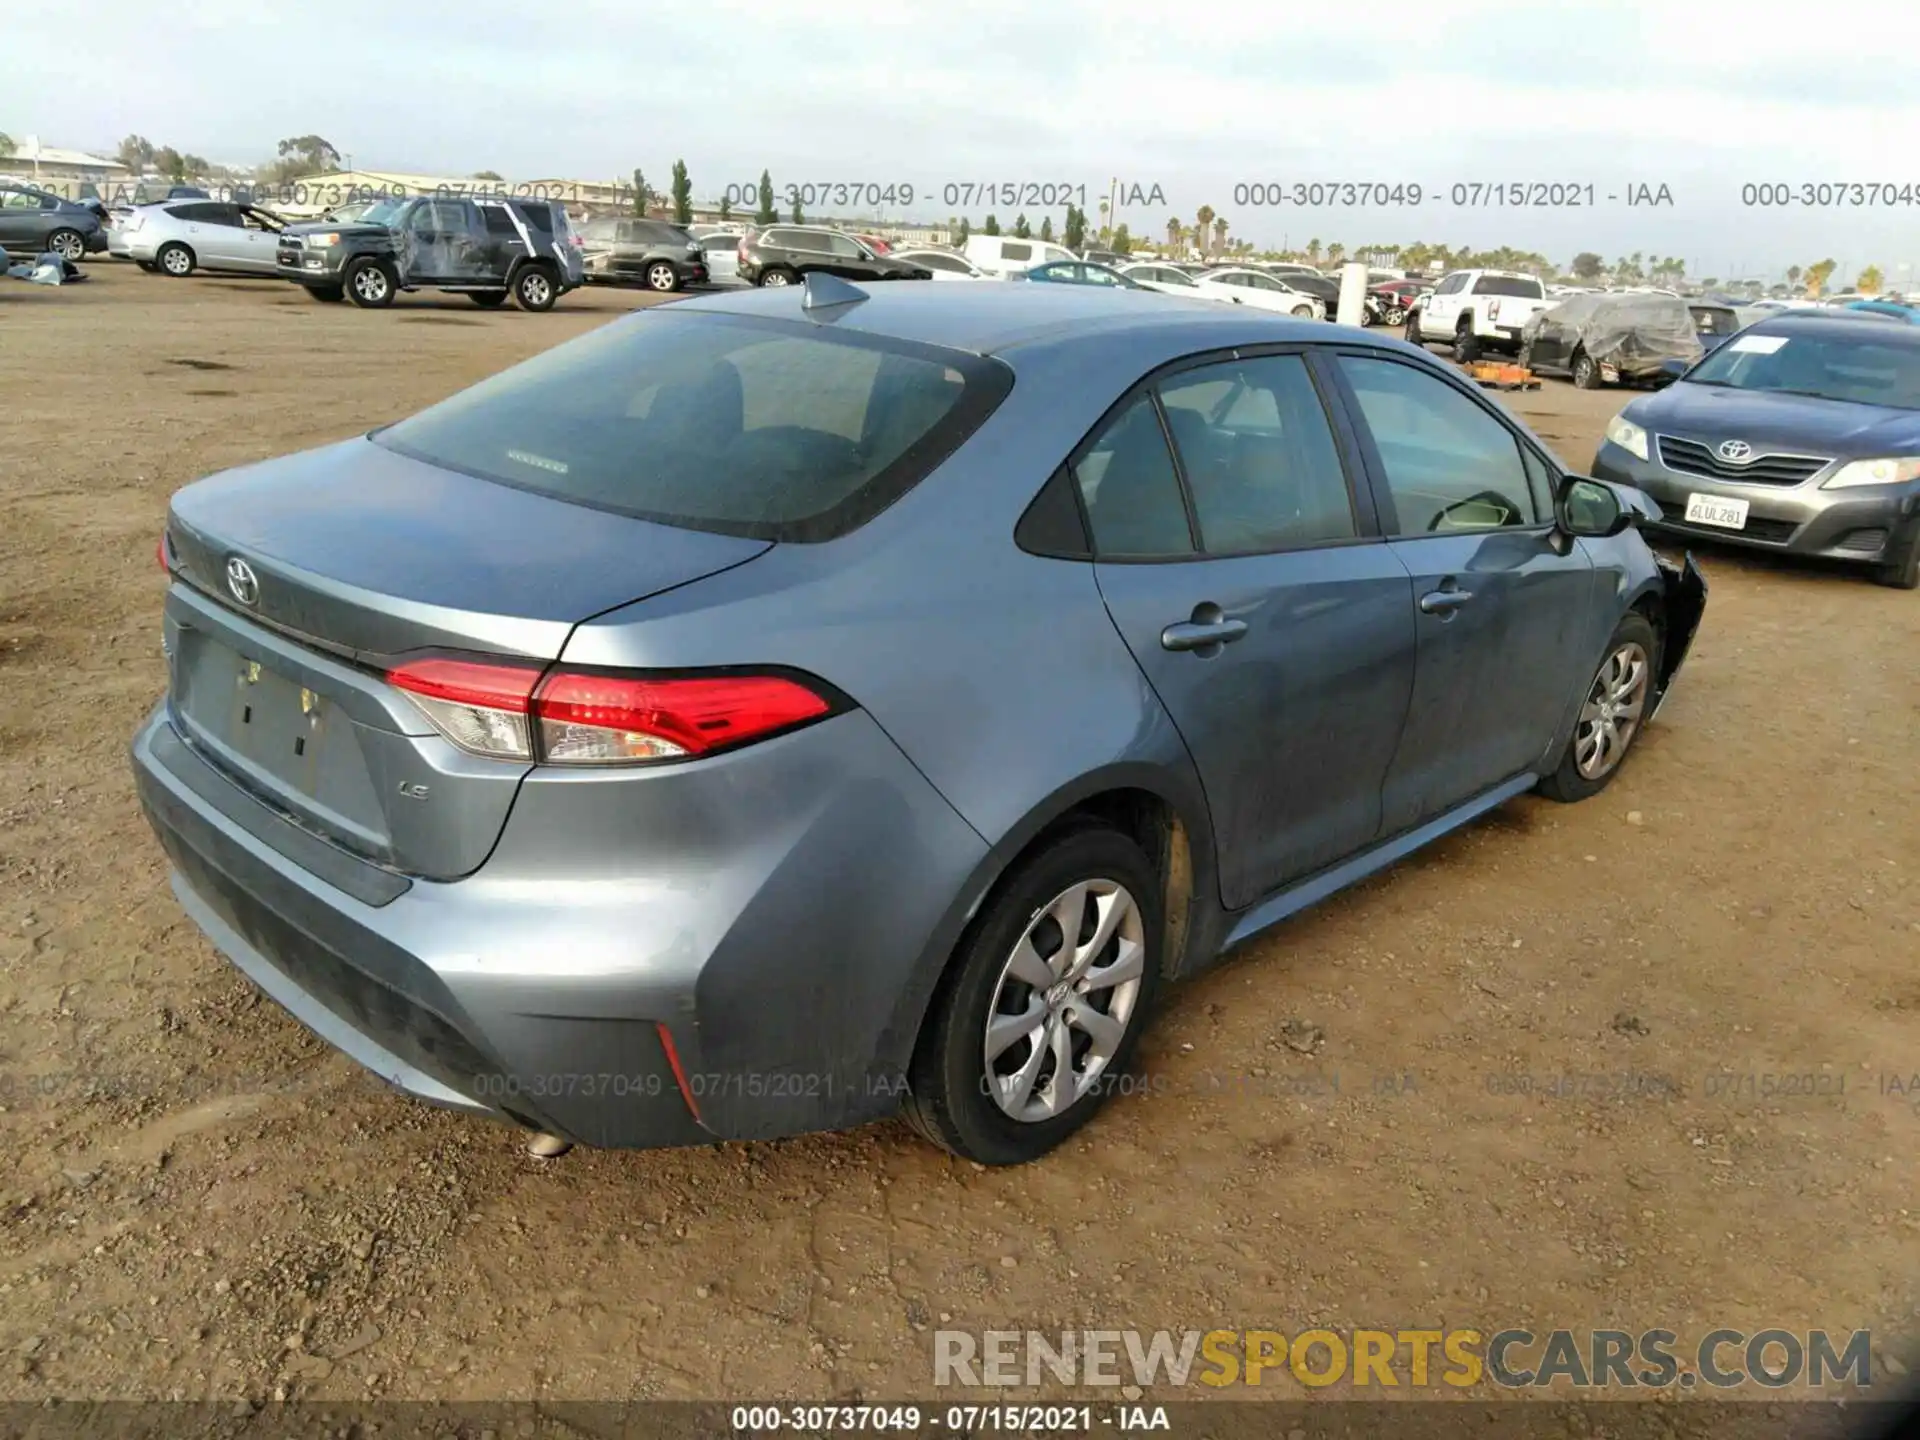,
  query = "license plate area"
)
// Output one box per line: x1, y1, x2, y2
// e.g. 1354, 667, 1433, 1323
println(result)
171, 629, 392, 855
1683, 492, 1749, 530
